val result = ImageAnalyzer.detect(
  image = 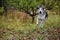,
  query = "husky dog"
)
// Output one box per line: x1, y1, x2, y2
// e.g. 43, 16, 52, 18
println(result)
36, 5, 48, 28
